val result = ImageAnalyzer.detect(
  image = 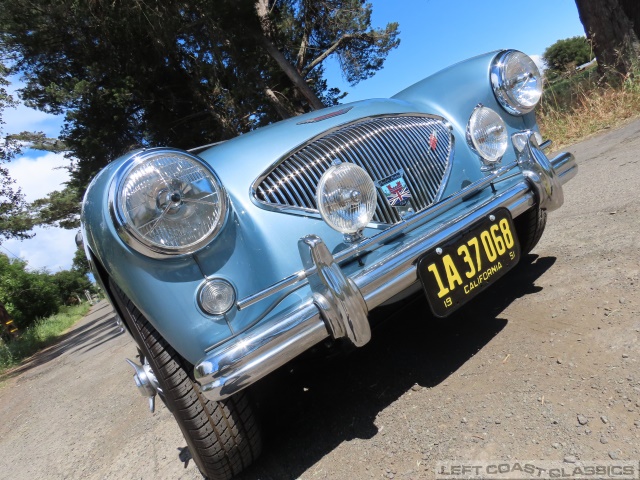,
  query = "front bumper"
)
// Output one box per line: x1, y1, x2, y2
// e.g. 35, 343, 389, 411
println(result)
195, 135, 577, 400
